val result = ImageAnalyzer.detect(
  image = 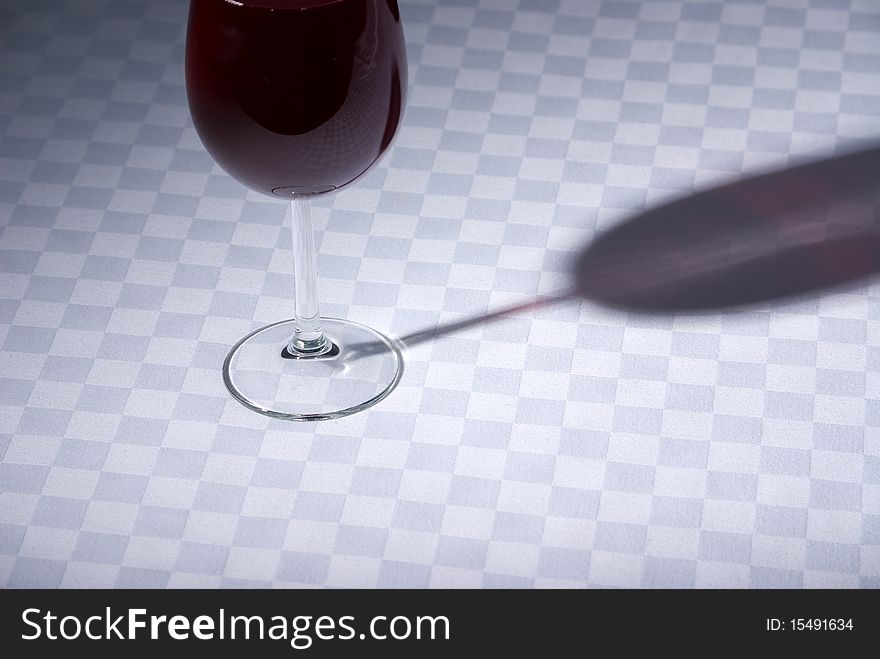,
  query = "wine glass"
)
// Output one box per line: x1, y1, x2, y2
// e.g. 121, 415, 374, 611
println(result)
185, 0, 407, 420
